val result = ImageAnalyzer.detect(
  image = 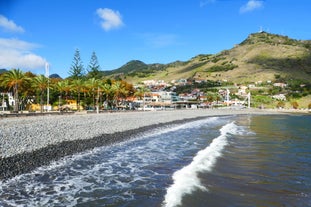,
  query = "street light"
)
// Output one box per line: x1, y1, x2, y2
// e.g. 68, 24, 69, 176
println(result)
45, 62, 50, 112
96, 86, 100, 114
